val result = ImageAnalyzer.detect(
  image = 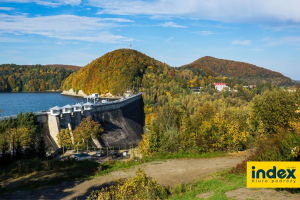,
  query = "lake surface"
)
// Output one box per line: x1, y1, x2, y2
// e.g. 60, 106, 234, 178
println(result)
0, 92, 89, 117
